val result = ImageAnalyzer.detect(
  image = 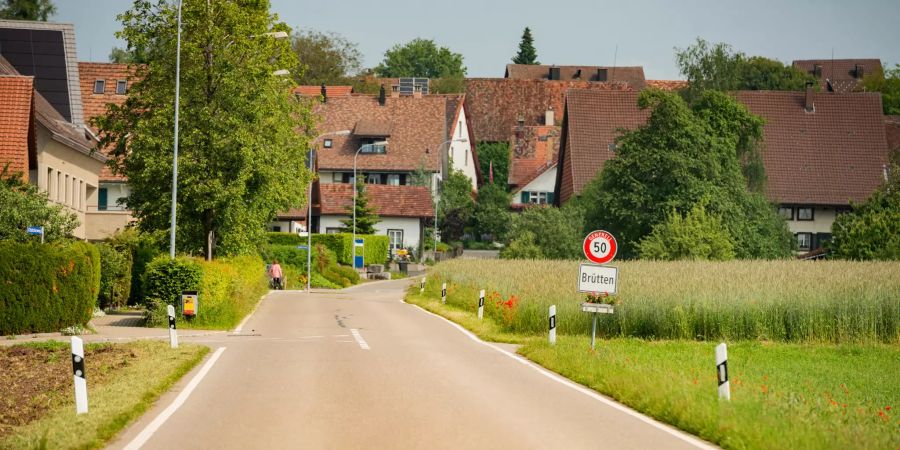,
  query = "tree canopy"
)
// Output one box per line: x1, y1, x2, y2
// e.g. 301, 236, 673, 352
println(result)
0, 166, 77, 242
95, 0, 315, 259
291, 29, 362, 86
477, 141, 510, 190
0, 0, 54, 21
472, 183, 510, 241
438, 170, 474, 242
501, 204, 584, 260
512, 27, 539, 65
580, 89, 793, 259
675, 38, 815, 103
339, 180, 381, 235
830, 165, 900, 260
638, 202, 736, 261
375, 38, 466, 78
108, 46, 147, 64
862, 64, 900, 115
